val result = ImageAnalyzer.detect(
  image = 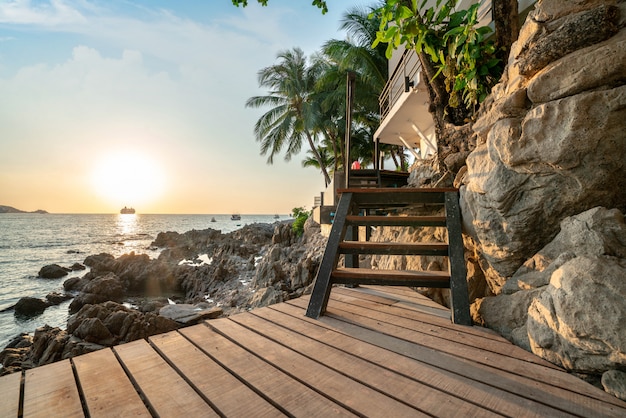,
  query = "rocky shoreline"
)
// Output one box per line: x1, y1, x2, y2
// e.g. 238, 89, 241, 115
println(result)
0, 218, 326, 375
